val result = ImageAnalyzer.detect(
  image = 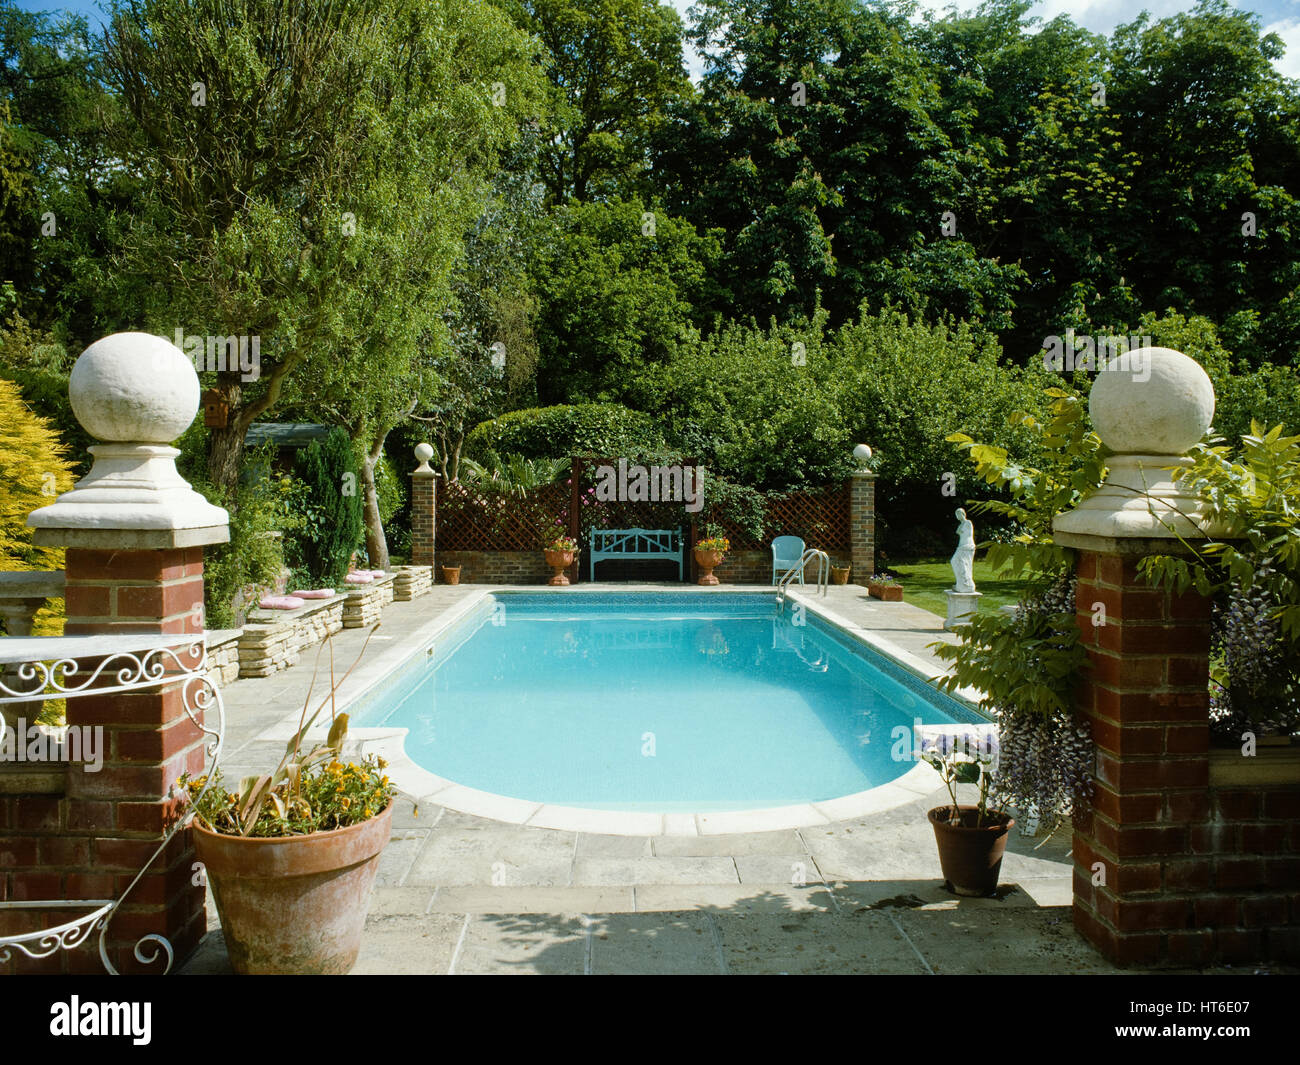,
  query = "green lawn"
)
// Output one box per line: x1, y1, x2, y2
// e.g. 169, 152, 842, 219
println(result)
884, 559, 1027, 617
